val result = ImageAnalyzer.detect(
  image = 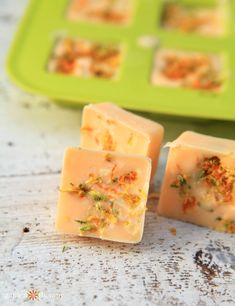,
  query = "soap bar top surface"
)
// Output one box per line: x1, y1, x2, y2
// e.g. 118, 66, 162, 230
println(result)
67, 0, 133, 25
84, 103, 162, 134
159, 131, 235, 233
168, 131, 235, 155
56, 148, 151, 243
81, 103, 164, 176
